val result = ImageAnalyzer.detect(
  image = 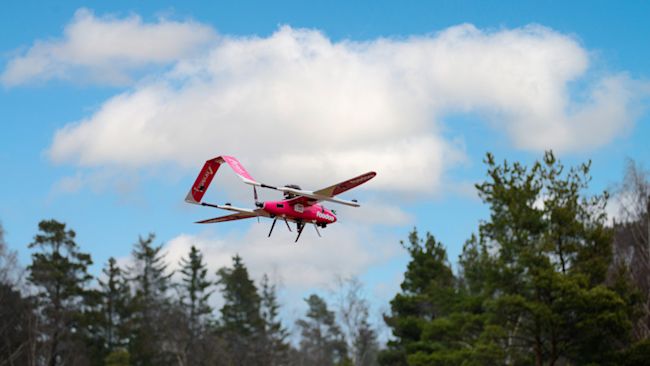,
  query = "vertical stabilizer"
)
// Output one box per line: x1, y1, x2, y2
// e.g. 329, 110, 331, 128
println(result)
185, 157, 223, 204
